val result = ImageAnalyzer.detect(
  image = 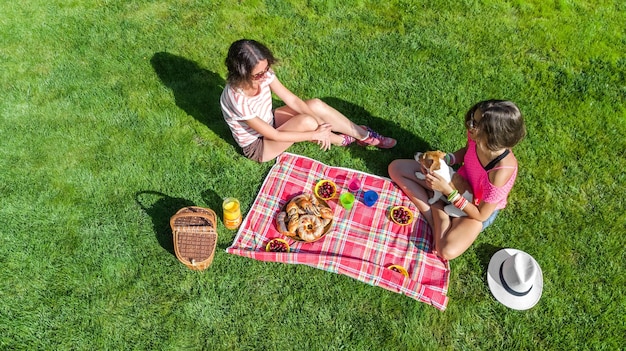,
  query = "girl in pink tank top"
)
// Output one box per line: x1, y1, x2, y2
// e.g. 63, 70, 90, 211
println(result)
388, 100, 526, 260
